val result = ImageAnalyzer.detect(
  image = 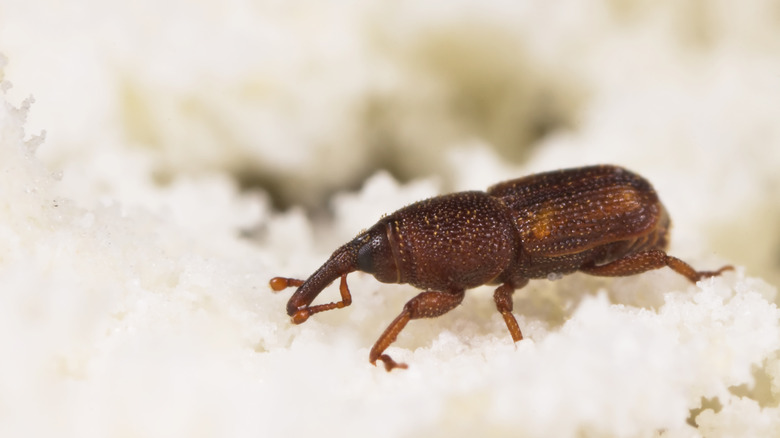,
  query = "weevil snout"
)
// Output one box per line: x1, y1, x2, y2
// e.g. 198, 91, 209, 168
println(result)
269, 226, 401, 324
272, 230, 380, 324
273, 225, 400, 324
284, 242, 357, 318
